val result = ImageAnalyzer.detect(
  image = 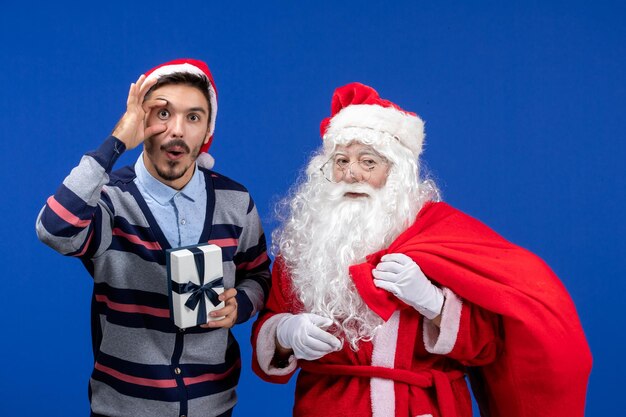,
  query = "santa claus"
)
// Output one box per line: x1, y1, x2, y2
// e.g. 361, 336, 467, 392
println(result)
252, 82, 591, 417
